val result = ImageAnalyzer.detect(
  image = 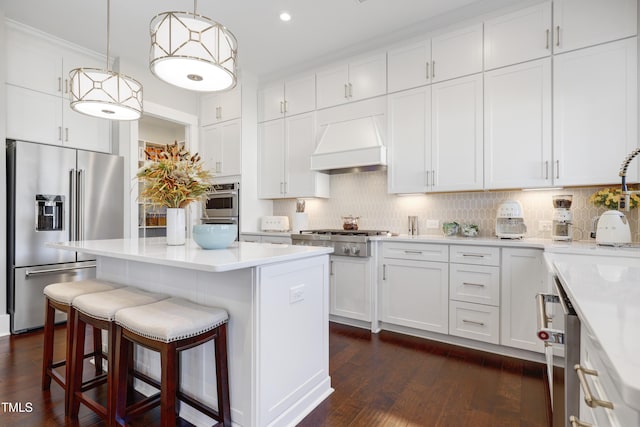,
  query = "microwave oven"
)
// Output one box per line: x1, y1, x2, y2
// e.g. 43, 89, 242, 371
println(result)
203, 182, 239, 218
